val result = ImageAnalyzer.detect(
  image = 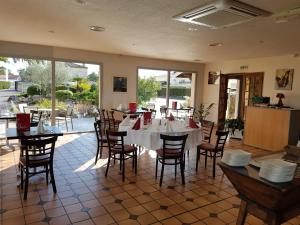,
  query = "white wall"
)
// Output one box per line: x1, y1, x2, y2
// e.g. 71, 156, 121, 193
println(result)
202, 54, 300, 123
0, 41, 204, 109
